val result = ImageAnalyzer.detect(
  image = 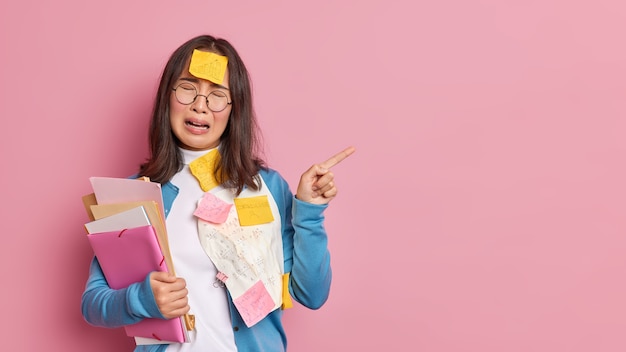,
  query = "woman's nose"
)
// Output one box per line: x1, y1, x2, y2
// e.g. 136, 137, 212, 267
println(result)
191, 94, 210, 114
